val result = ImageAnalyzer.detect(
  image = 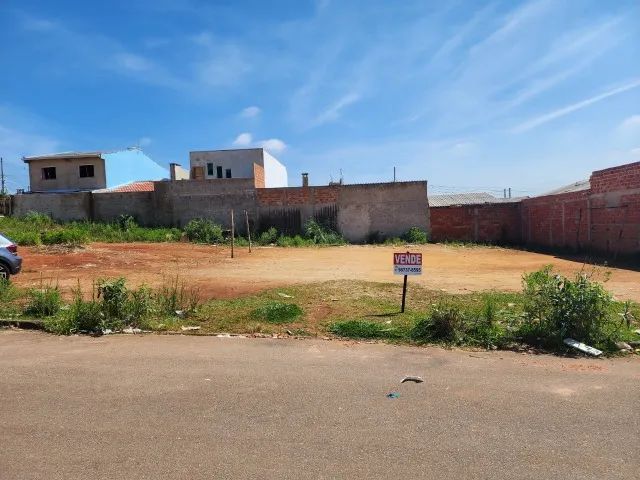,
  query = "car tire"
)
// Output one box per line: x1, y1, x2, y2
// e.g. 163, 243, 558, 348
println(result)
0, 263, 10, 281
